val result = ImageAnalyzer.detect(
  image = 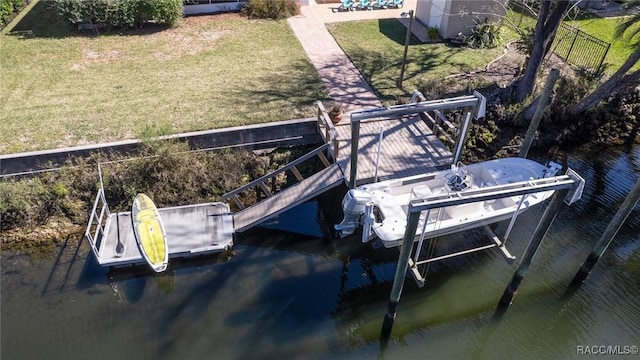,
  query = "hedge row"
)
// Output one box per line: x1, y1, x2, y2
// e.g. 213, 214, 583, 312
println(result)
242, 0, 299, 20
54, 0, 183, 29
0, 0, 25, 26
